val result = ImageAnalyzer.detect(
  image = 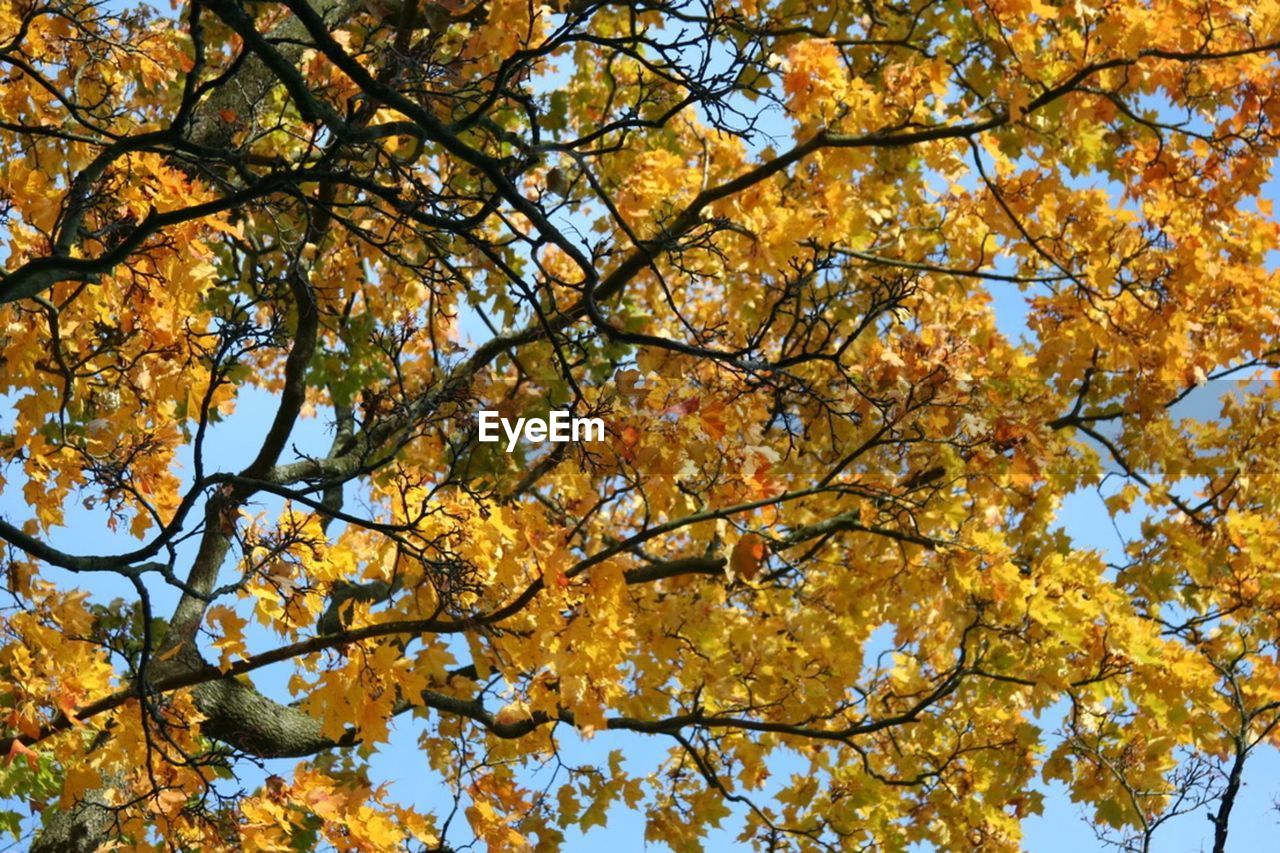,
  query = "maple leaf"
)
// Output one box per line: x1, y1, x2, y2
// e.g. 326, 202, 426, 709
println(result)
1, 1, 1279, 850
730, 532, 768, 582
5, 741, 36, 770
